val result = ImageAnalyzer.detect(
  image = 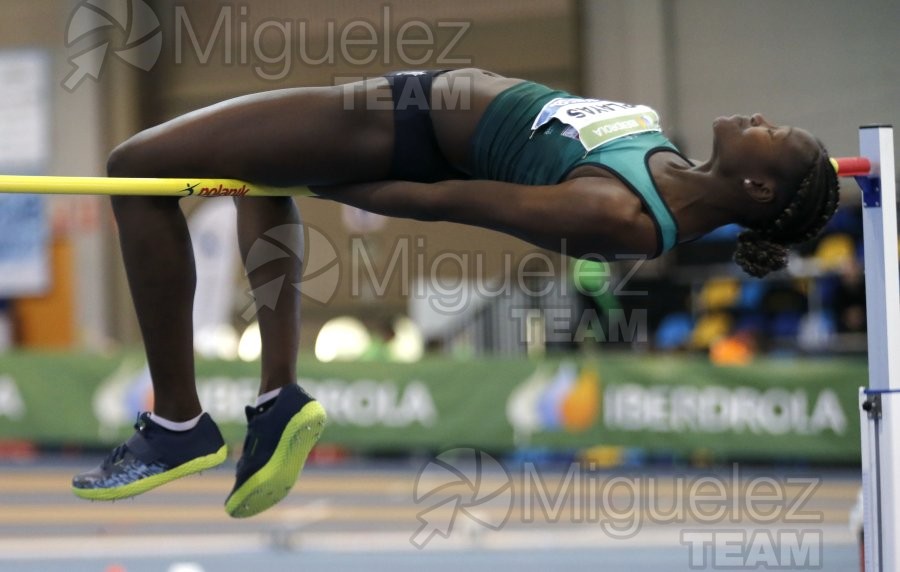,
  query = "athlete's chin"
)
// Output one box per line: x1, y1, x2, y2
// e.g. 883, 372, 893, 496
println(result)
713, 114, 741, 129
712, 115, 740, 142
712, 116, 731, 133
712, 117, 728, 140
